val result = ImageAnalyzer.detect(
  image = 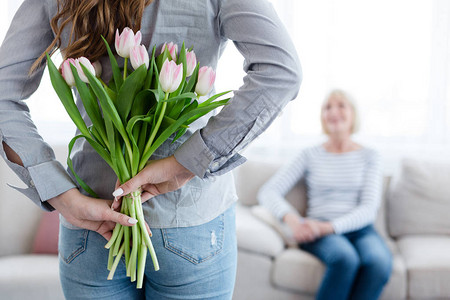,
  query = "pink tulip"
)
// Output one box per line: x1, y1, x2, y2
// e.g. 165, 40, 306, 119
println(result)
161, 42, 178, 61
130, 45, 150, 70
60, 58, 77, 87
186, 50, 197, 77
159, 59, 183, 93
92, 61, 102, 77
115, 27, 142, 58
74, 57, 96, 83
195, 66, 216, 96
